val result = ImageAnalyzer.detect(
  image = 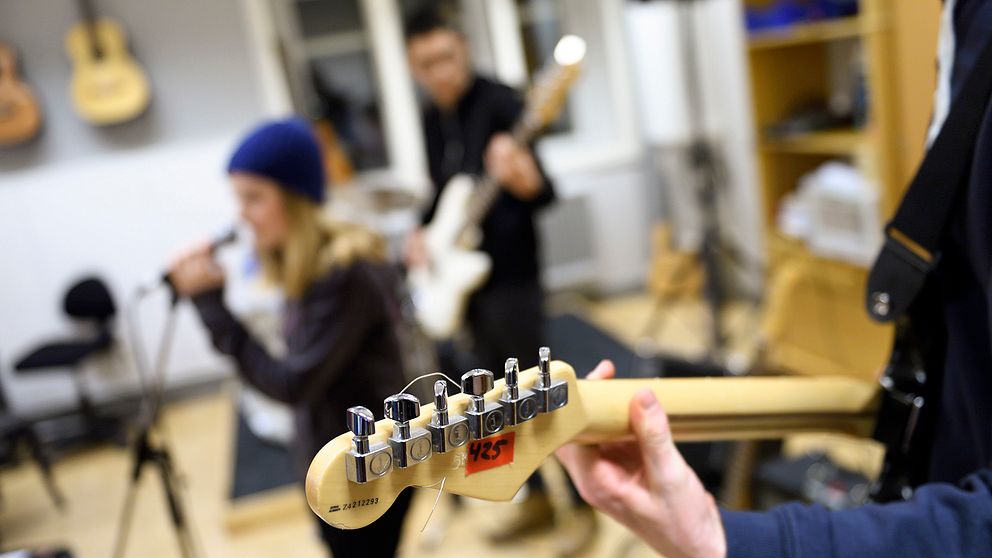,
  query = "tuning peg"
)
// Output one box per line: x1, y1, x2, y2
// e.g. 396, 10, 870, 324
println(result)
538, 347, 551, 387
434, 380, 448, 417
461, 368, 495, 399
428, 380, 470, 453
347, 406, 376, 450
384, 393, 421, 426
384, 393, 432, 468
534, 346, 569, 414
461, 369, 505, 439
501, 358, 540, 425
344, 406, 392, 484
